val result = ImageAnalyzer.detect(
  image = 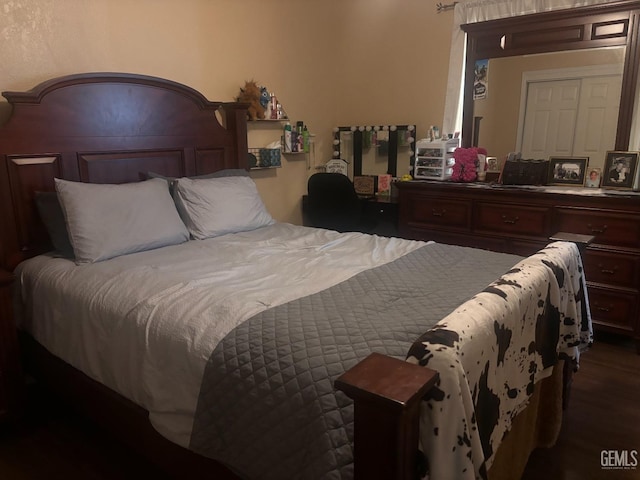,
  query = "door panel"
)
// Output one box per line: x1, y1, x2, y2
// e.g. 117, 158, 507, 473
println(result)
572, 75, 622, 160
521, 75, 621, 163
521, 79, 580, 158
